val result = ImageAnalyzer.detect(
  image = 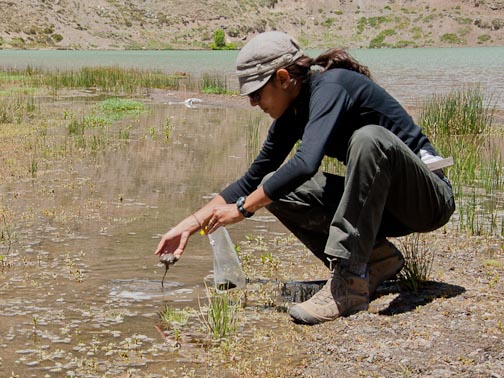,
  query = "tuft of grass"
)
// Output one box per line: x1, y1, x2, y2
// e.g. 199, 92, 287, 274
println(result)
158, 306, 193, 326
198, 283, 241, 340
98, 97, 145, 116
398, 234, 433, 291
200, 72, 230, 94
